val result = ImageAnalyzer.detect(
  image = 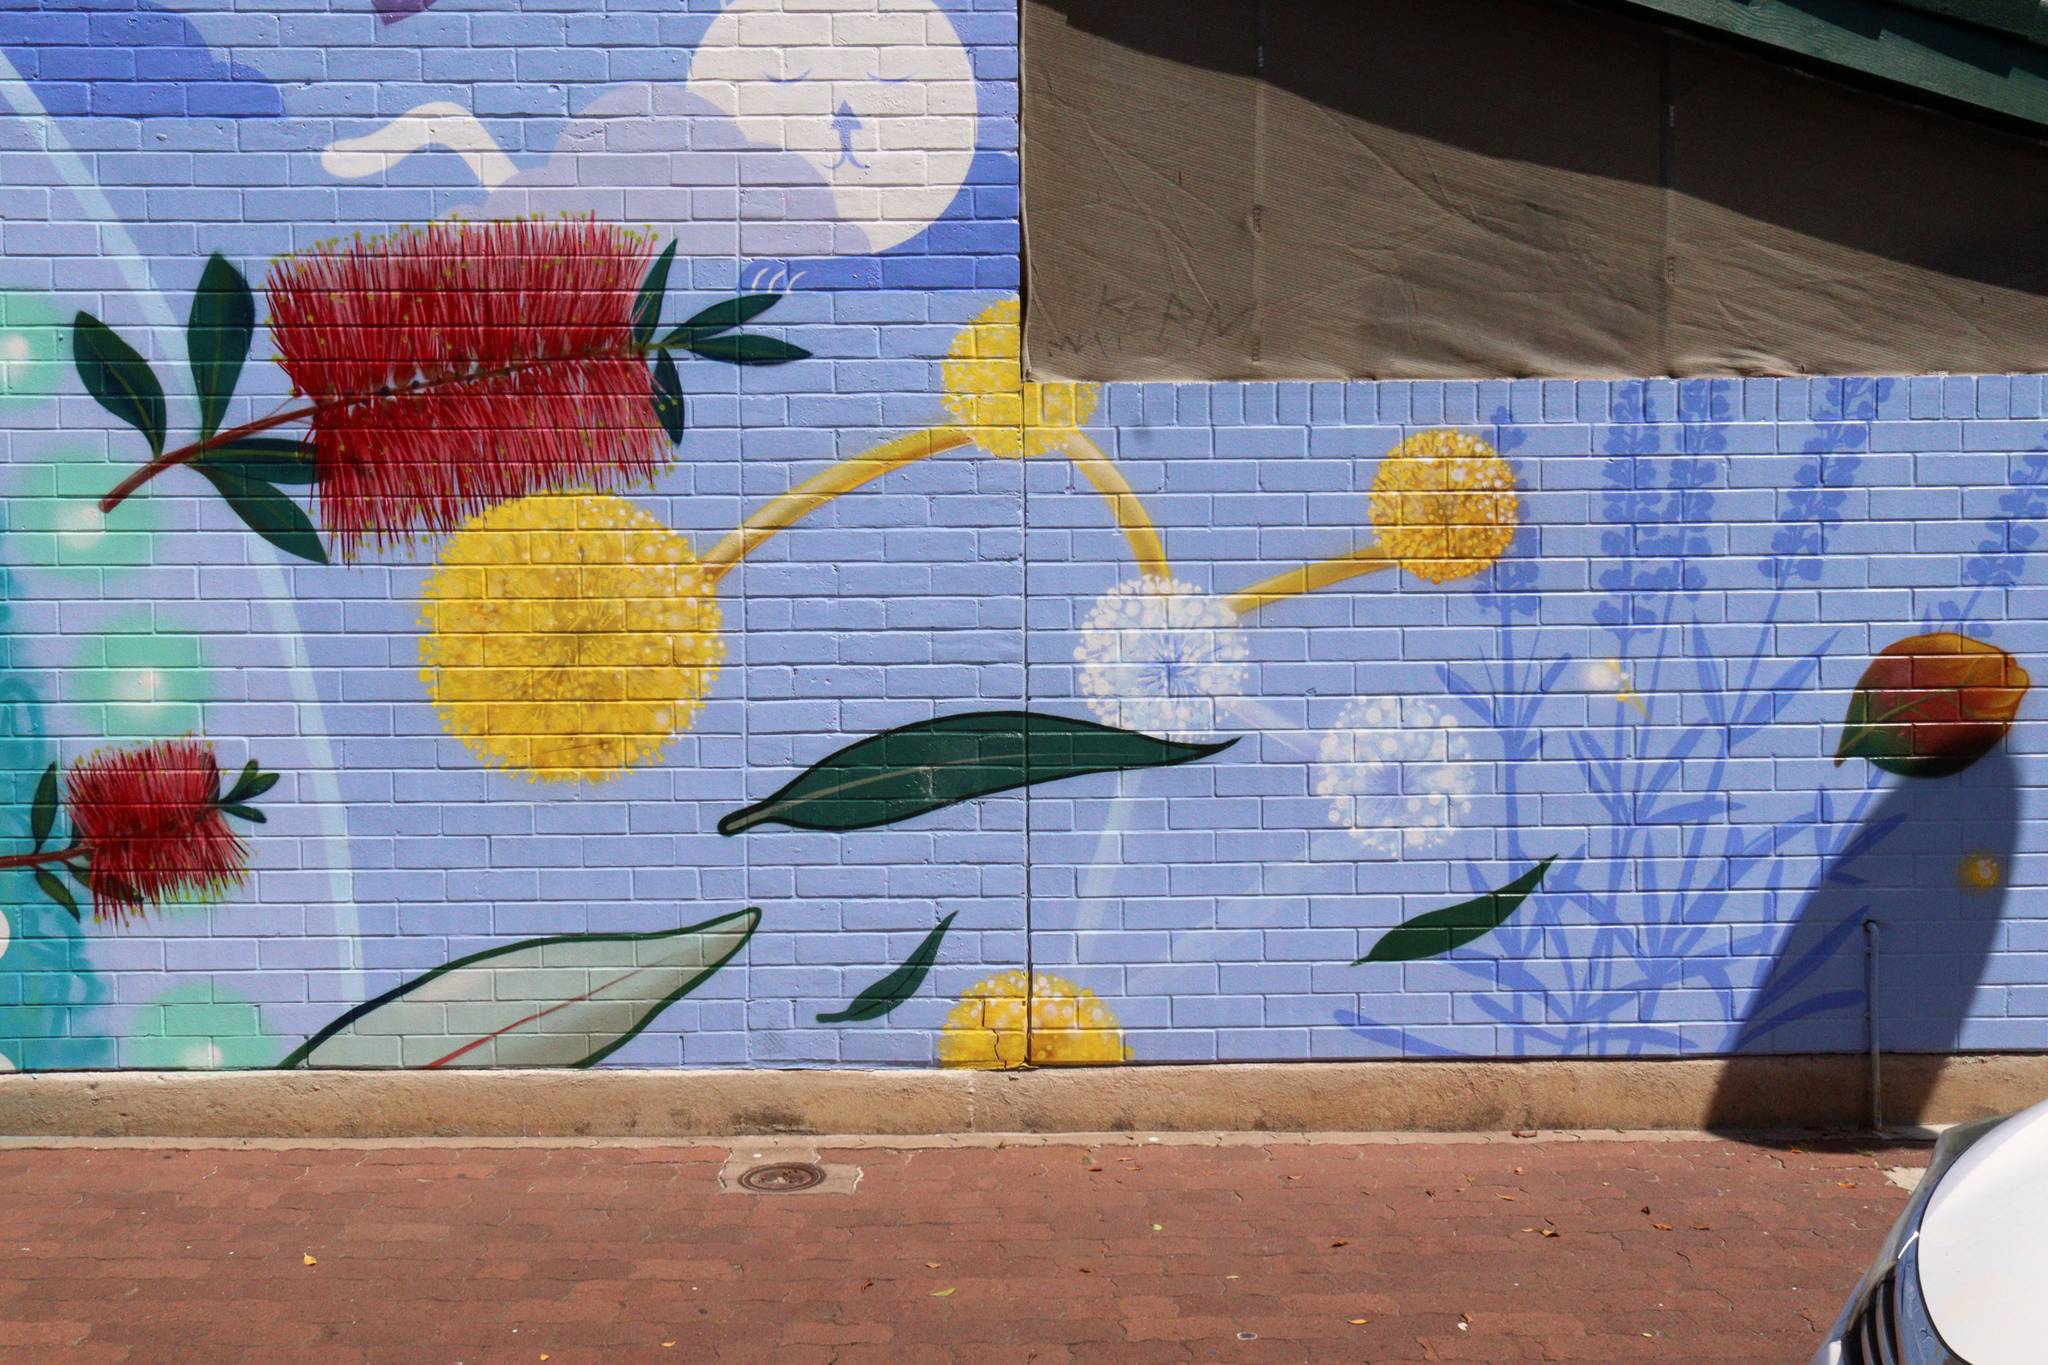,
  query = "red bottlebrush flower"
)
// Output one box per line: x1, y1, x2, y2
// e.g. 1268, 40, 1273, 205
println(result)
266, 218, 667, 561
66, 739, 248, 922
